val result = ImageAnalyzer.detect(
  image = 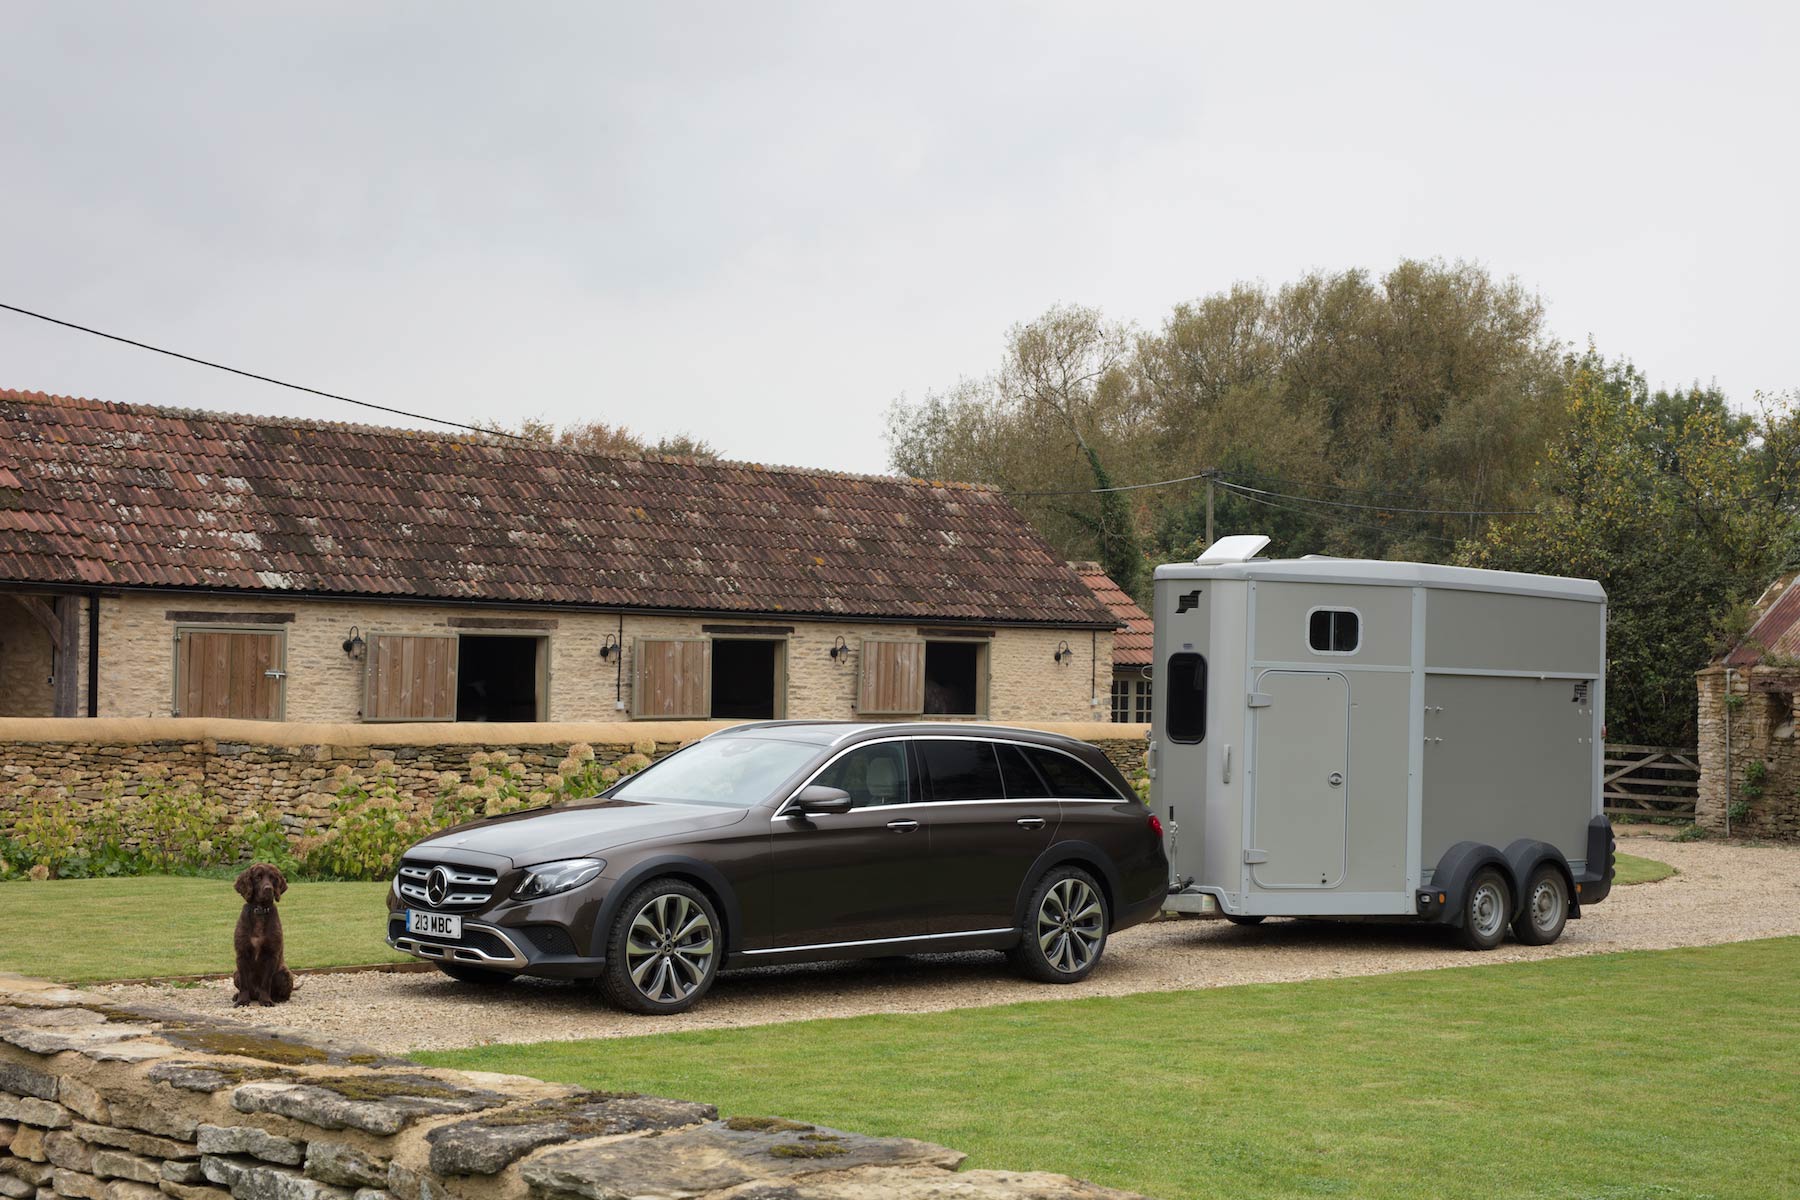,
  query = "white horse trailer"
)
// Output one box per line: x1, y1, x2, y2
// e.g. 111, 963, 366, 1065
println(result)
1151, 535, 1616, 948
